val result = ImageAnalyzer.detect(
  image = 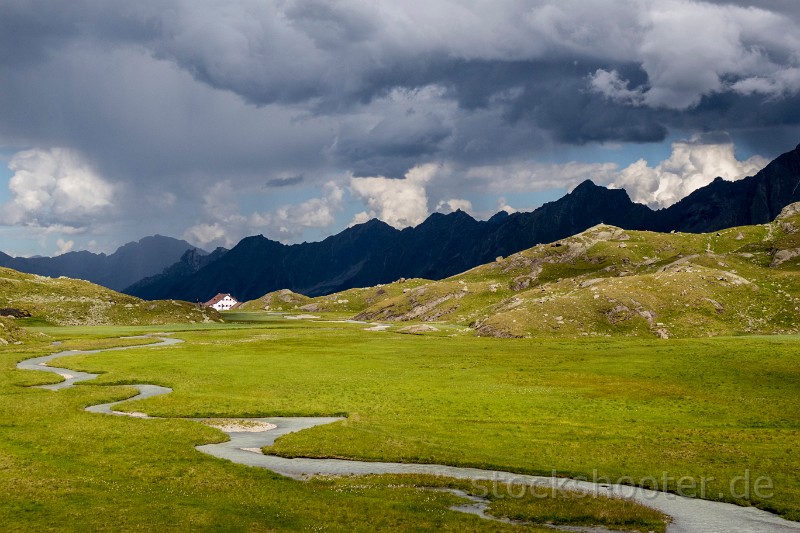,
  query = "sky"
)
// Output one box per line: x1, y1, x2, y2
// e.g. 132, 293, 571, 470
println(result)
2, 0, 800, 257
